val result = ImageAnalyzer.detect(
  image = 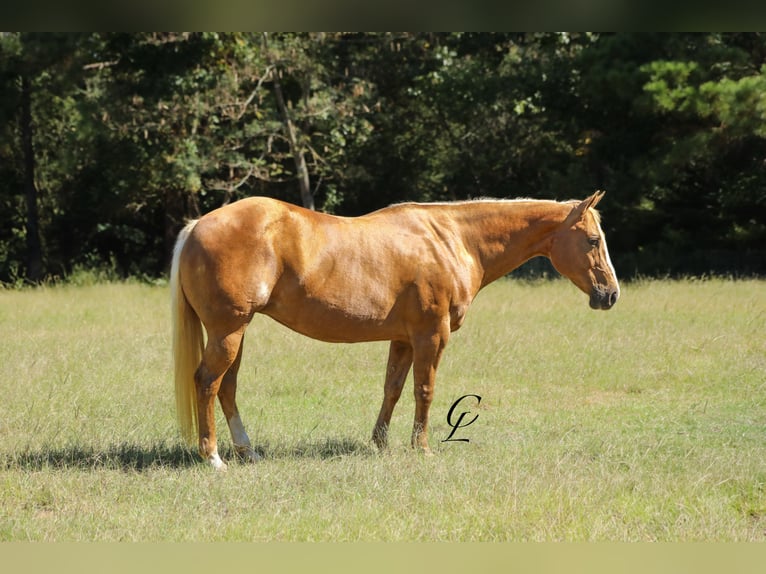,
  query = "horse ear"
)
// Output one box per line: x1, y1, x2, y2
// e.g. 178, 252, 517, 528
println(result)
563, 190, 605, 227
589, 189, 605, 208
